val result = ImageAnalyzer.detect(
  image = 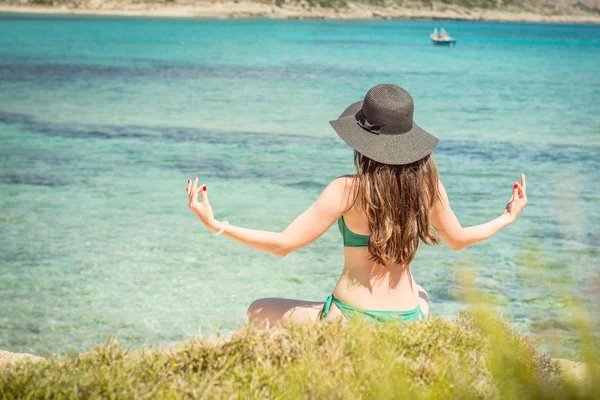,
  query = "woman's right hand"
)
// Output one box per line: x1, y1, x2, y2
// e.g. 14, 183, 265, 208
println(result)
502, 174, 528, 223
186, 177, 218, 231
